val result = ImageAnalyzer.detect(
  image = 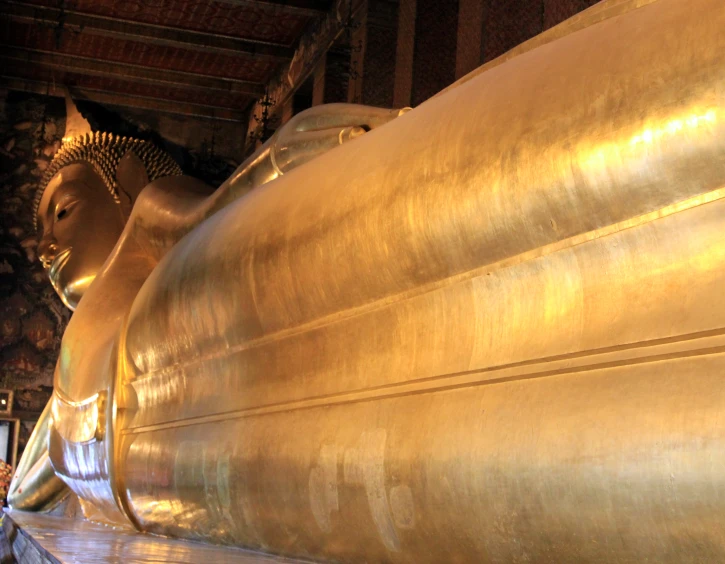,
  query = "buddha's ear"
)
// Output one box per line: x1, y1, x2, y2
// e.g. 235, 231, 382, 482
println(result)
116, 151, 149, 220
